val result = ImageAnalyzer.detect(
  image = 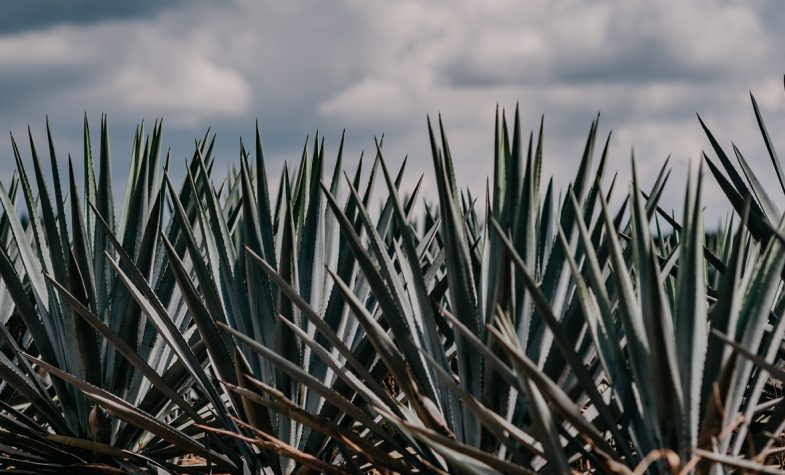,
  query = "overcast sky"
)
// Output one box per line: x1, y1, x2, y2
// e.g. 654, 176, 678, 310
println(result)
2, 0, 785, 224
